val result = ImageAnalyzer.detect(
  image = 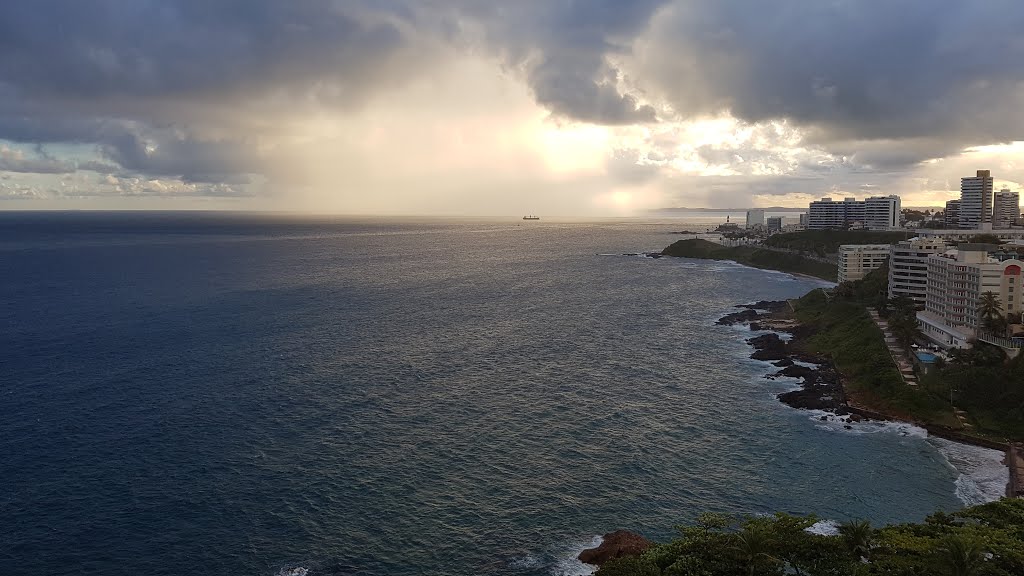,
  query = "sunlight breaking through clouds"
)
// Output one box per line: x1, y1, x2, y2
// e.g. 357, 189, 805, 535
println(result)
0, 1, 1023, 213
